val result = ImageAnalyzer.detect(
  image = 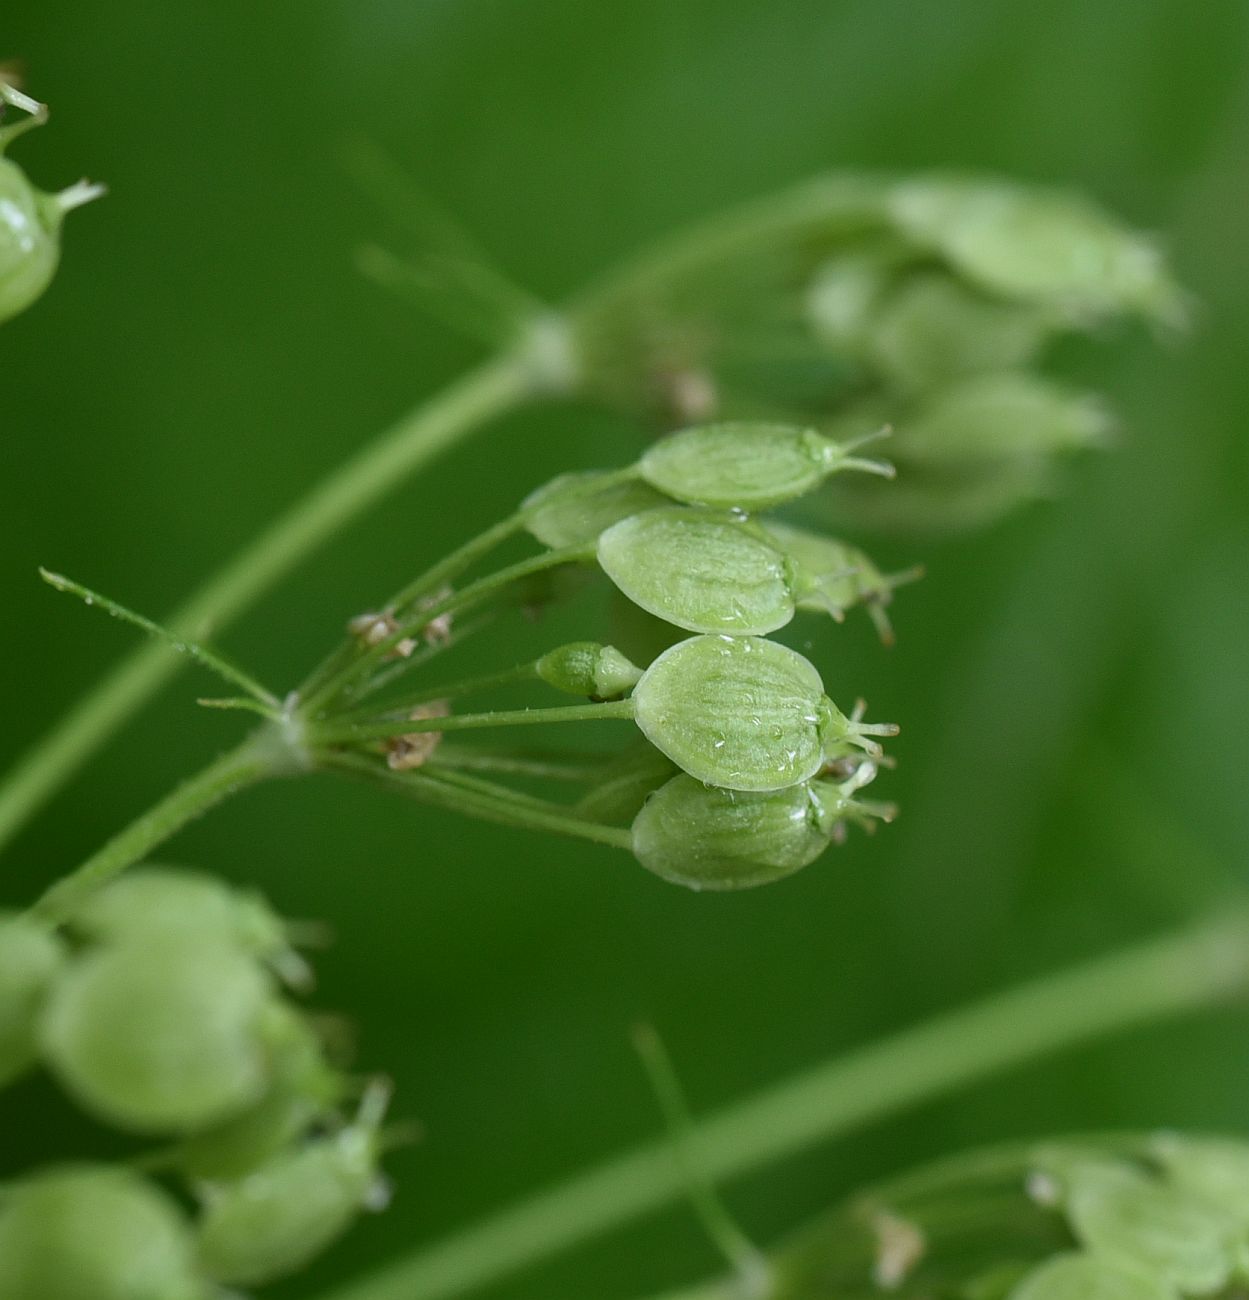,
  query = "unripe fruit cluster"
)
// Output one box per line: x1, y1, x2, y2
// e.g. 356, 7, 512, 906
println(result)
0, 869, 391, 1297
